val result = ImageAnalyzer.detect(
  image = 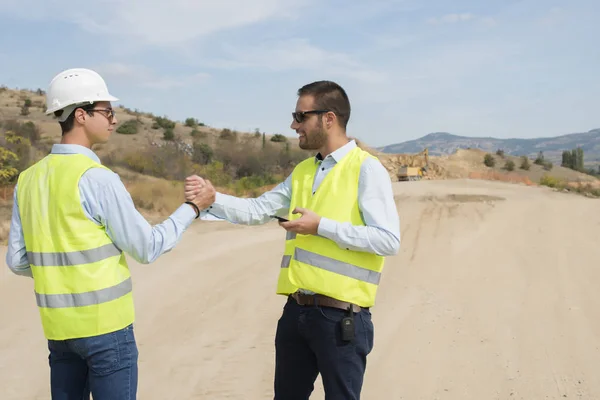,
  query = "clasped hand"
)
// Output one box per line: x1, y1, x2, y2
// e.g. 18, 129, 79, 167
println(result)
184, 175, 216, 210
183, 175, 321, 234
